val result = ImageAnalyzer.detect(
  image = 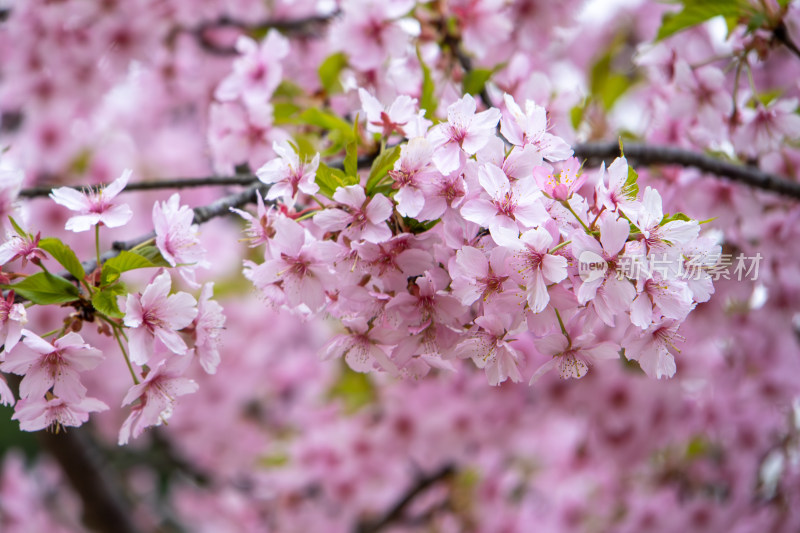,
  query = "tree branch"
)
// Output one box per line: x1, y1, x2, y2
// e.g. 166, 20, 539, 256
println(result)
19, 175, 258, 199
355, 464, 455, 533
19, 143, 800, 202
191, 11, 340, 55
573, 141, 800, 200
773, 21, 800, 62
